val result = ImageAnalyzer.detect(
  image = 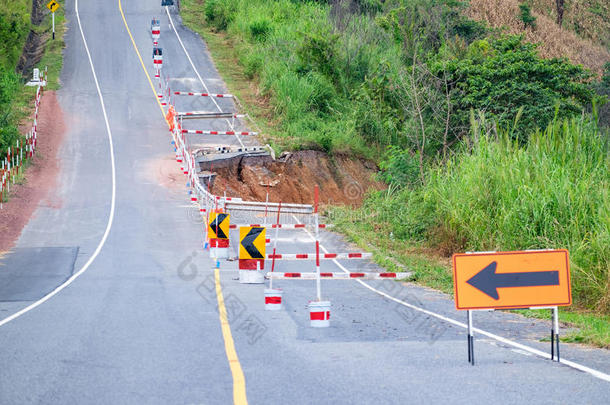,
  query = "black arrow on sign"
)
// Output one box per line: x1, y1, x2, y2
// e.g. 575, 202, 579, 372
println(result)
241, 228, 264, 259
211, 214, 228, 239
466, 261, 559, 300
